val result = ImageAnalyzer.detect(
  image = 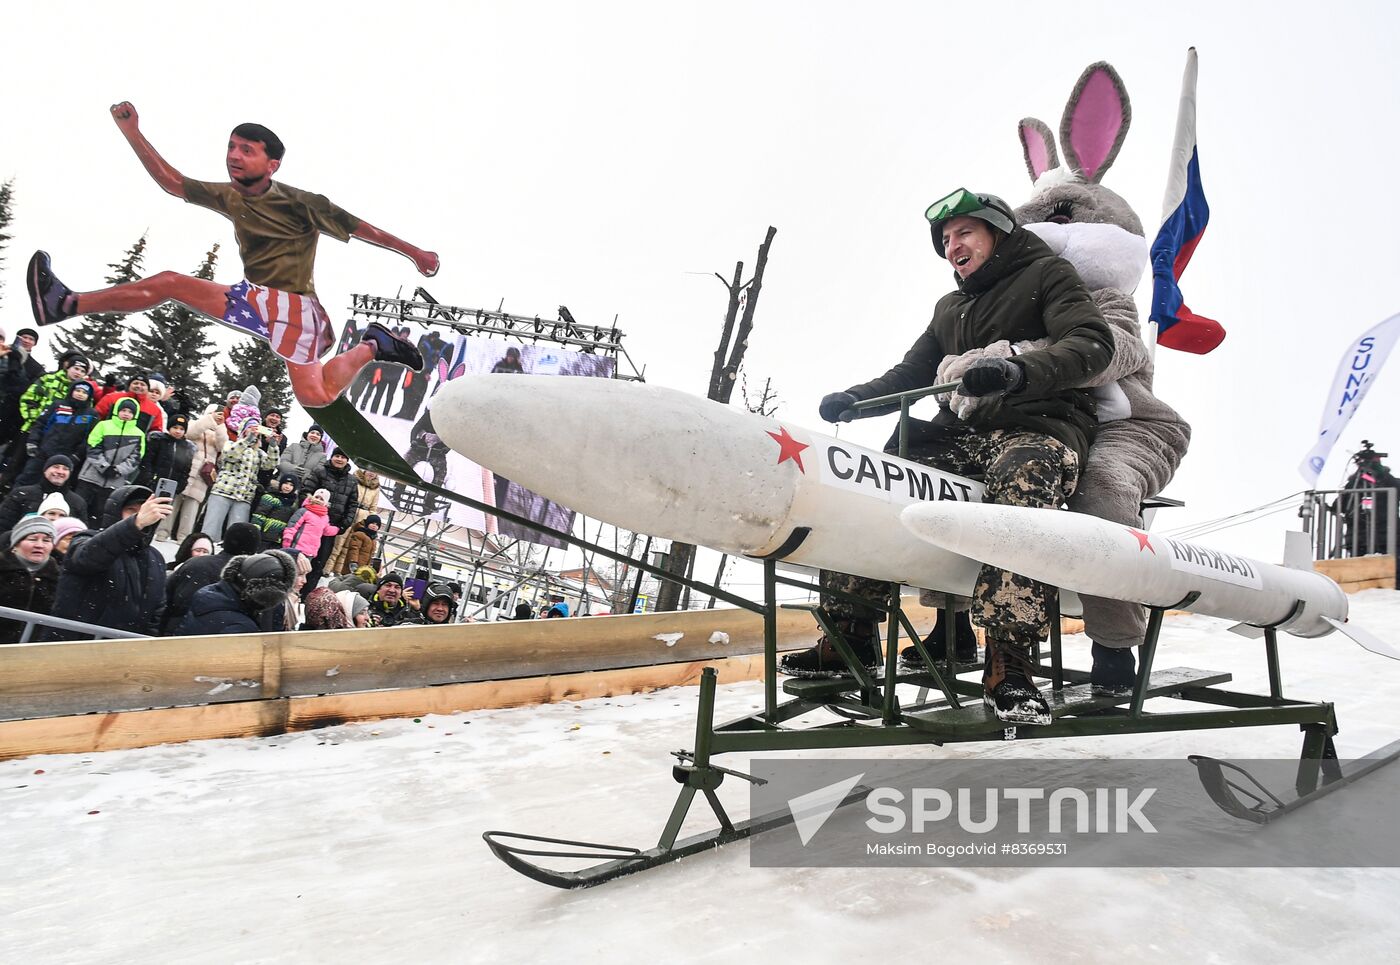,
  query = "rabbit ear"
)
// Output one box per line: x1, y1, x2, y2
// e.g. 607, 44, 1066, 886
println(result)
1060, 62, 1132, 183
1018, 117, 1060, 182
